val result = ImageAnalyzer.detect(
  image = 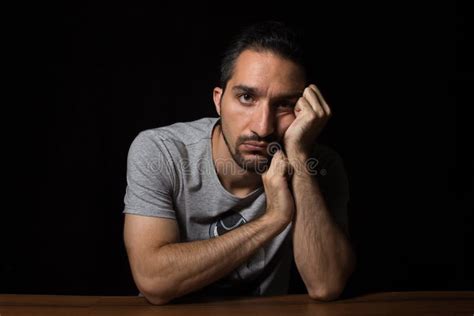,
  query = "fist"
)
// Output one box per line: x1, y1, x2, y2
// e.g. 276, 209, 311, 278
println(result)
261, 150, 295, 225
283, 84, 332, 156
